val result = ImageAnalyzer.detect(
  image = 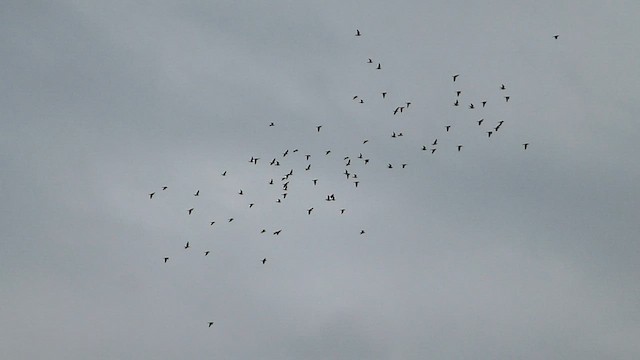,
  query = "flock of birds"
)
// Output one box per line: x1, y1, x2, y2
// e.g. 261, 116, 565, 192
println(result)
147, 29, 558, 328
